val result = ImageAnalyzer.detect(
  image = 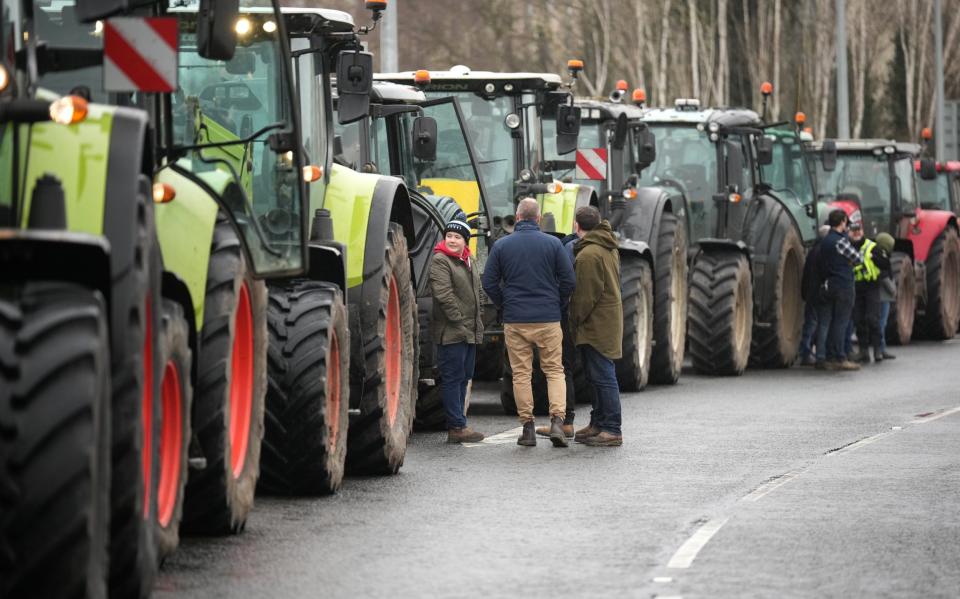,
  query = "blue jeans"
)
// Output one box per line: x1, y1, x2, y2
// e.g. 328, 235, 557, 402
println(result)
879, 301, 891, 353
800, 302, 819, 360
437, 342, 476, 429
816, 285, 855, 362
578, 344, 621, 436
